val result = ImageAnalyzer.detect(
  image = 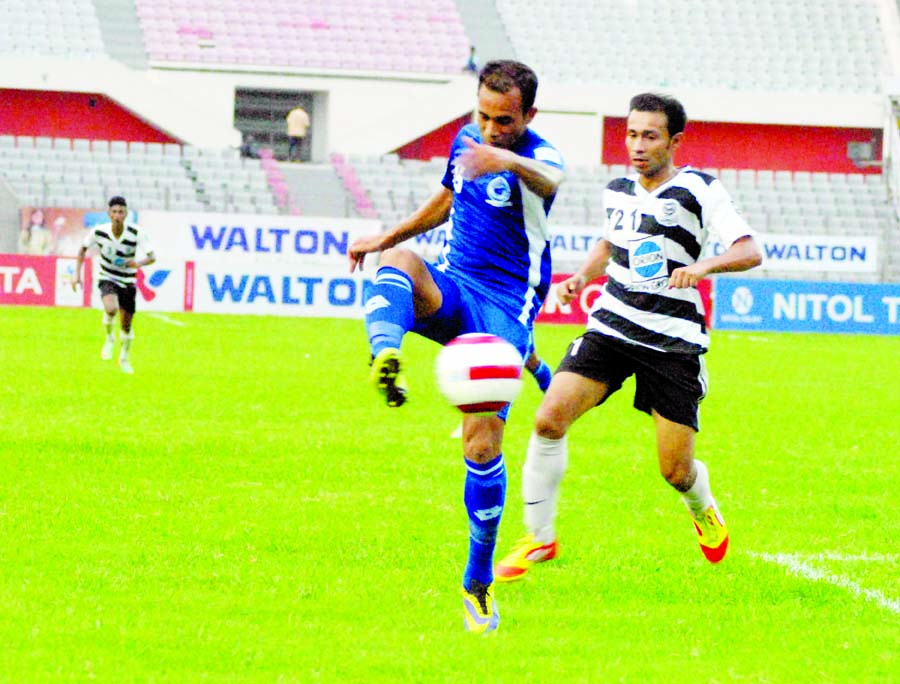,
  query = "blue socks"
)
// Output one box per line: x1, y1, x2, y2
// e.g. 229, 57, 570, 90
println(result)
463, 454, 506, 589
364, 266, 414, 357
529, 359, 553, 392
